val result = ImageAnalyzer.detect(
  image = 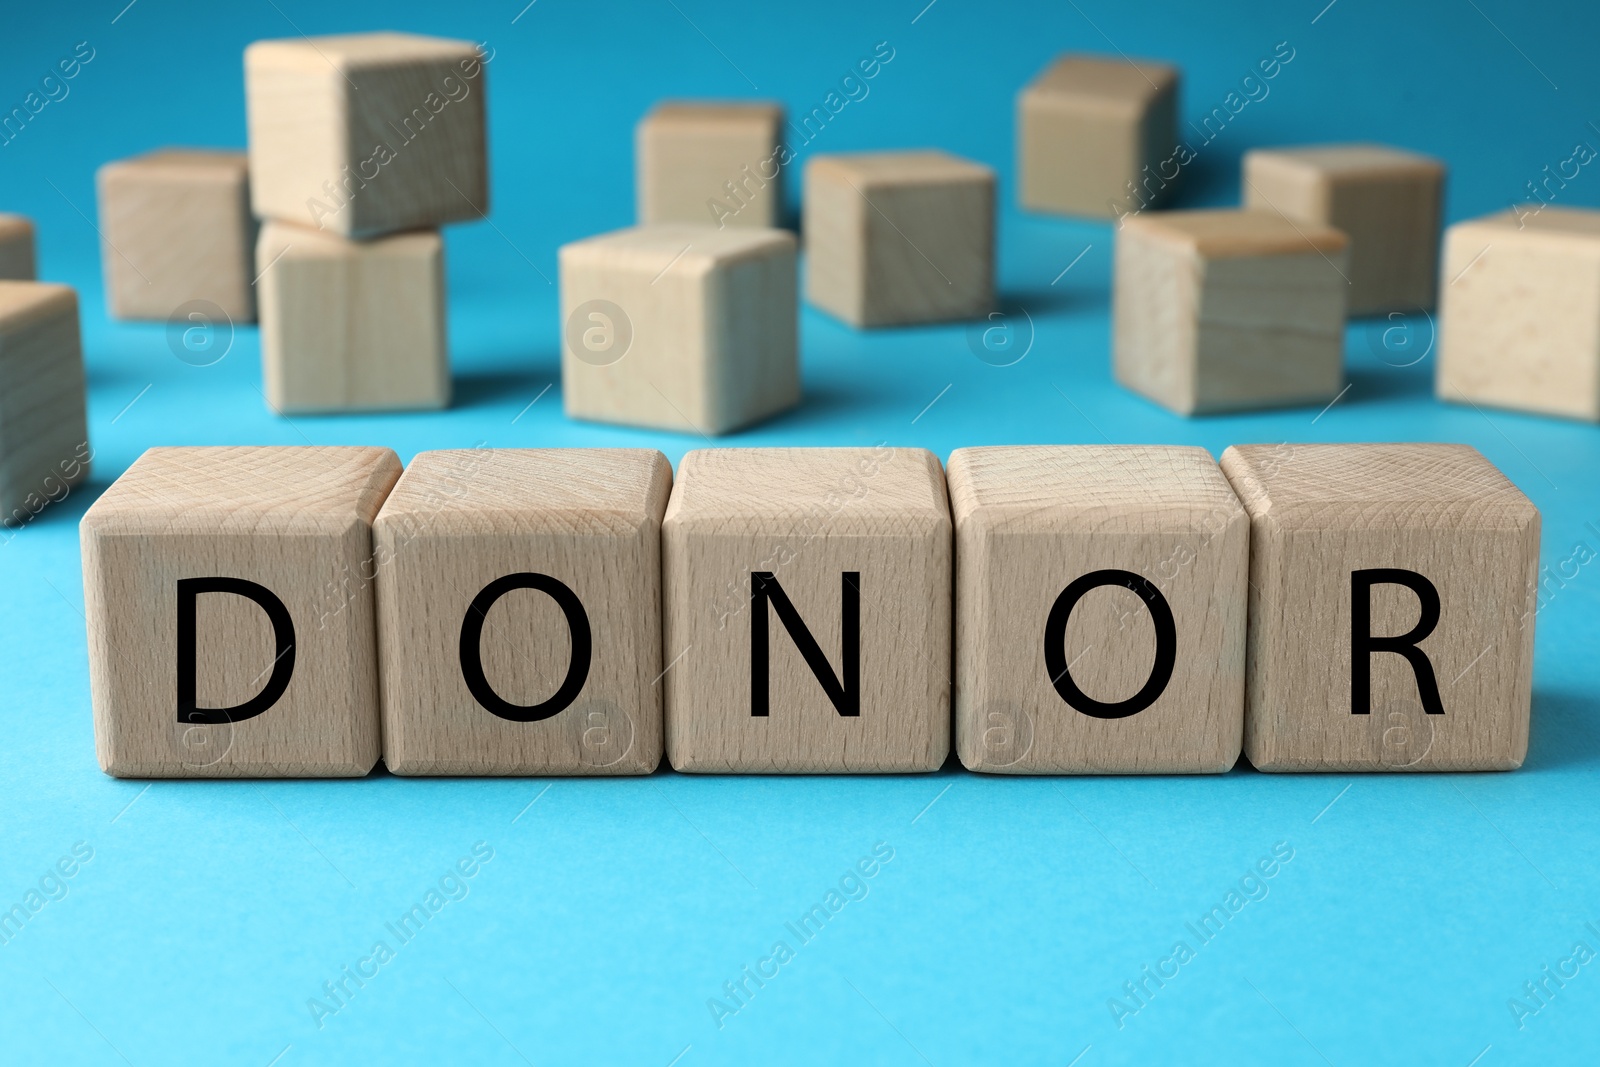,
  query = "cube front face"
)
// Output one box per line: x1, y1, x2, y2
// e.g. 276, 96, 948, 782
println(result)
80, 447, 401, 778
559, 226, 799, 434
375, 449, 670, 776
1244, 147, 1444, 315
663, 448, 951, 773
97, 152, 256, 322
0, 283, 89, 519
0, 215, 37, 280
804, 153, 995, 327
1437, 213, 1600, 422
1114, 212, 1348, 415
257, 222, 448, 413
637, 104, 785, 228
951, 447, 1247, 774
1017, 57, 1177, 218
1221, 444, 1539, 772
246, 35, 487, 238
